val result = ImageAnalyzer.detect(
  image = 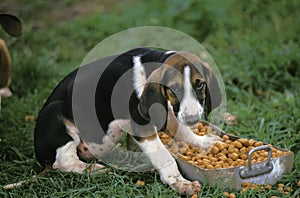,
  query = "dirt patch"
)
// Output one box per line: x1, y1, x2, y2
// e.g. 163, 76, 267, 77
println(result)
0, 0, 126, 24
